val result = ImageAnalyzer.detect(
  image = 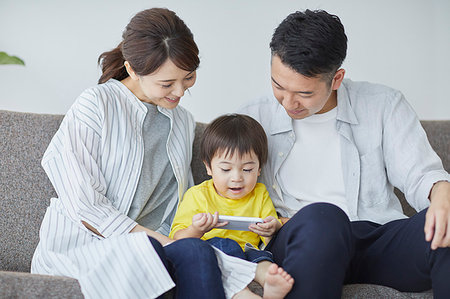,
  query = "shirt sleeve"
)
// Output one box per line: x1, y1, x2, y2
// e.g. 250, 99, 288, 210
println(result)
169, 187, 204, 238
382, 91, 450, 211
41, 94, 137, 238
